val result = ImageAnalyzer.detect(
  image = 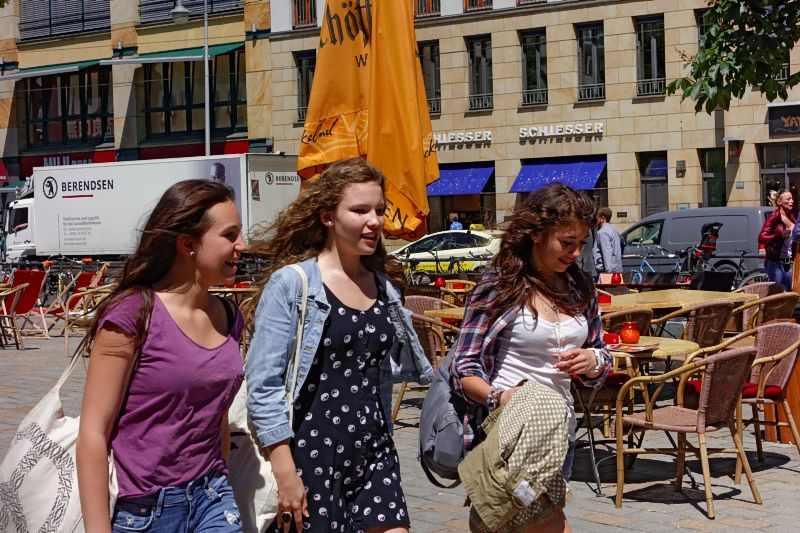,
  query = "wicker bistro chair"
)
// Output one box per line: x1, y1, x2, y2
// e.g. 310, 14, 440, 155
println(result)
734, 322, 800, 483
651, 300, 735, 360
403, 295, 456, 316
63, 283, 116, 356
391, 314, 459, 423
404, 284, 442, 299
728, 282, 781, 332
0, 284, 30, 350
602, 308, 653, 337
614, 346, 761, 519
730, 292, 799, 331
